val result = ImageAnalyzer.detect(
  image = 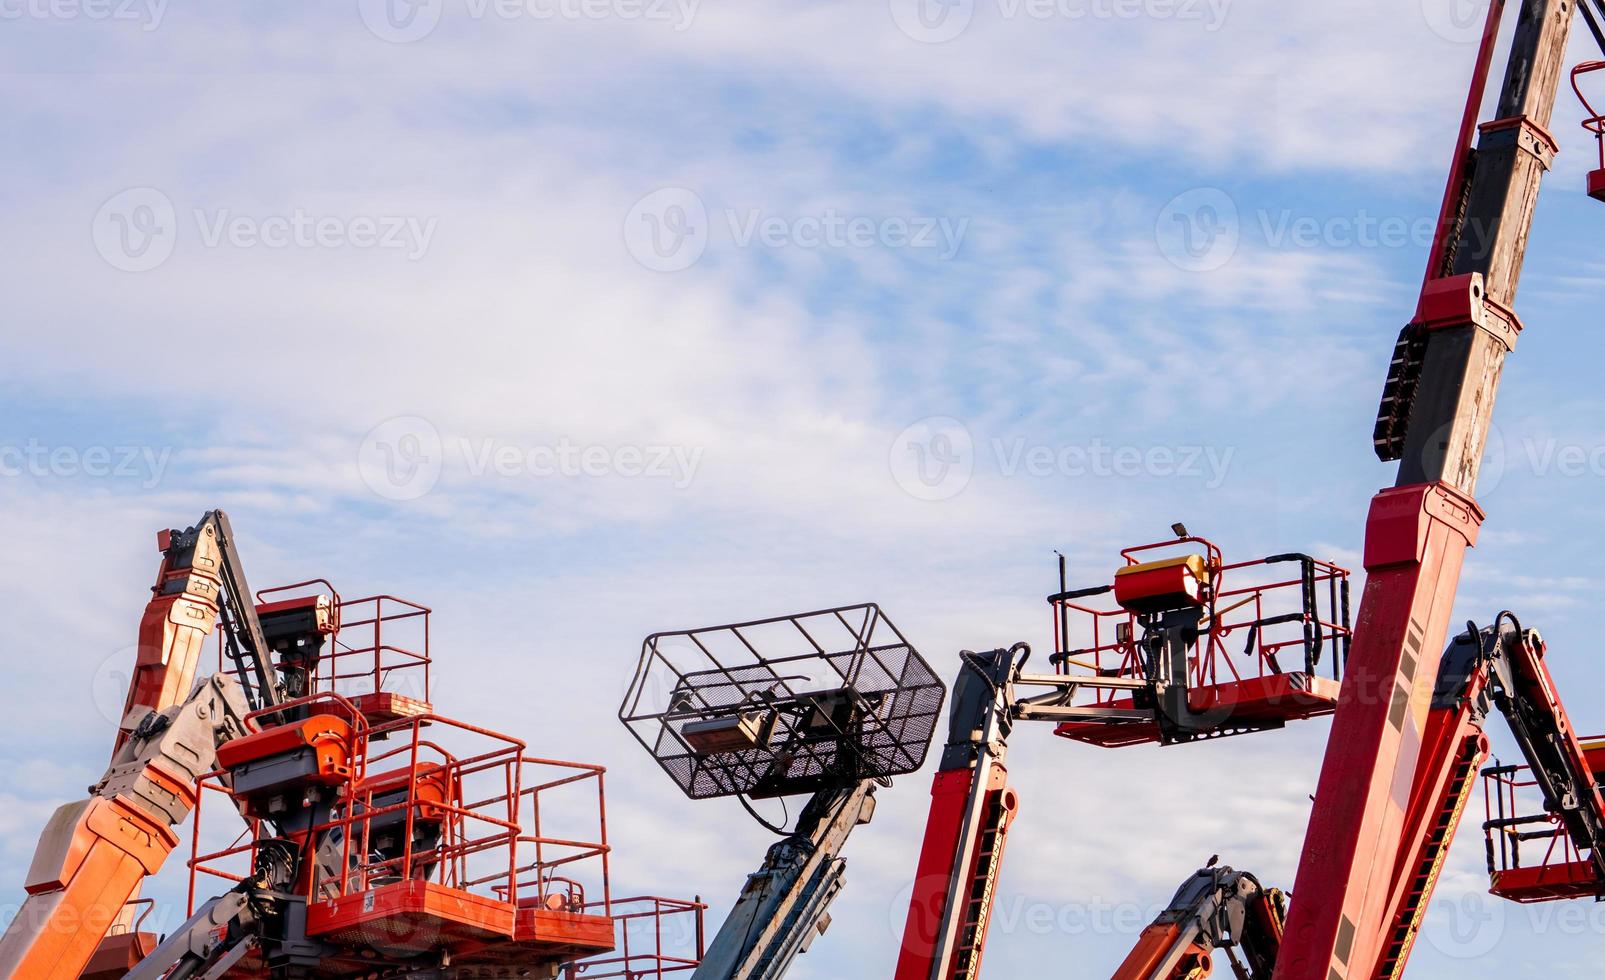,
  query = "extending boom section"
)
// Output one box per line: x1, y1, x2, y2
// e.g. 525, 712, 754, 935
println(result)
0, 676, 252, 980
895, 645, 1025, 980
692, 782, 877, 980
